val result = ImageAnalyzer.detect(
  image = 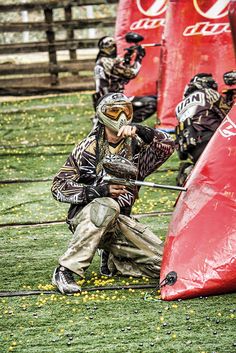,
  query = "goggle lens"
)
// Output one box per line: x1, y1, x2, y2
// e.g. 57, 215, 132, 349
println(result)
102, 103, 133, 121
